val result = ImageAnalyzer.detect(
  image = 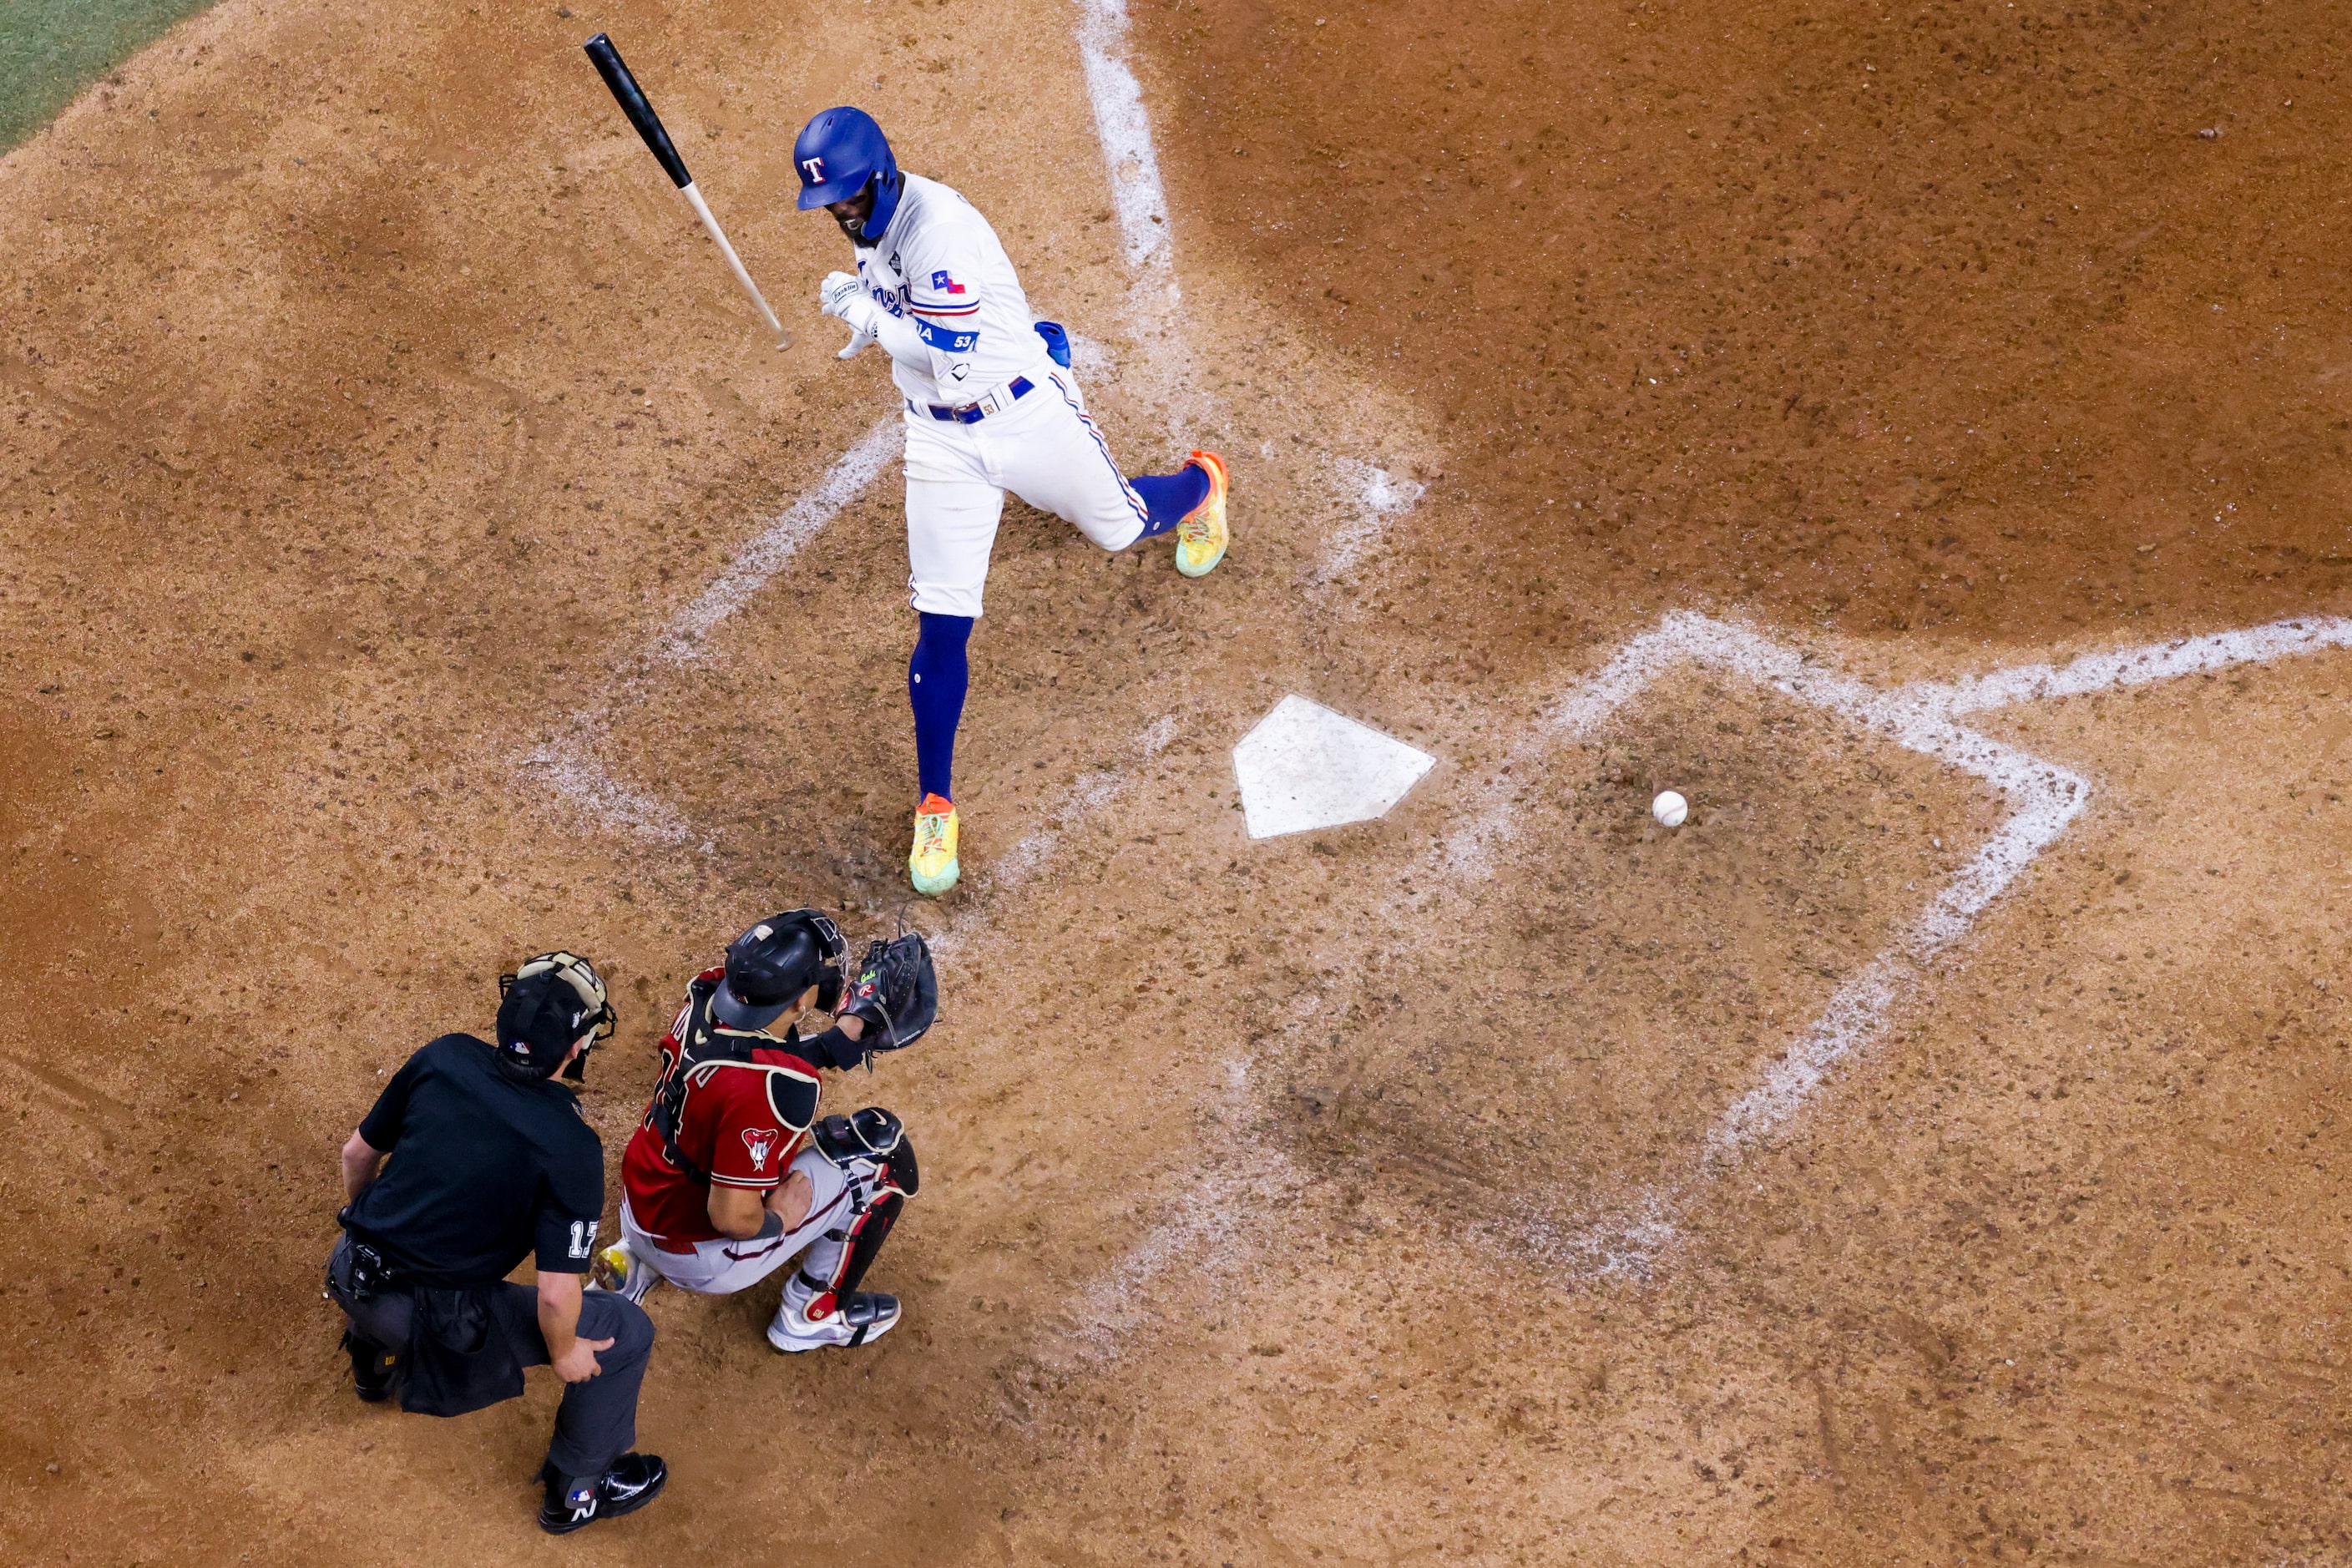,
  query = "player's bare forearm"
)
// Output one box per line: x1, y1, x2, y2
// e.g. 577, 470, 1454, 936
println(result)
539, 1271, 611, 1382
706, 1181, 772, 1240
340, 1130, 384, 1203
539, 1270, 584, 1355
